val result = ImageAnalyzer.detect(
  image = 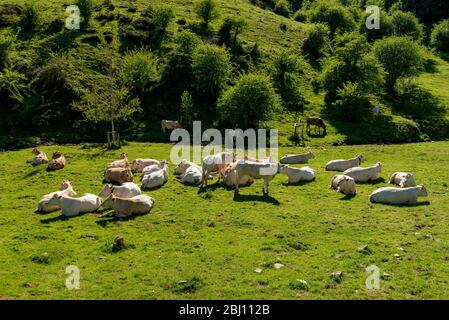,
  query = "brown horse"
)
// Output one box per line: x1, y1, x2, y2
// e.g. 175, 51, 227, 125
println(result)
306, 117, 327, 135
